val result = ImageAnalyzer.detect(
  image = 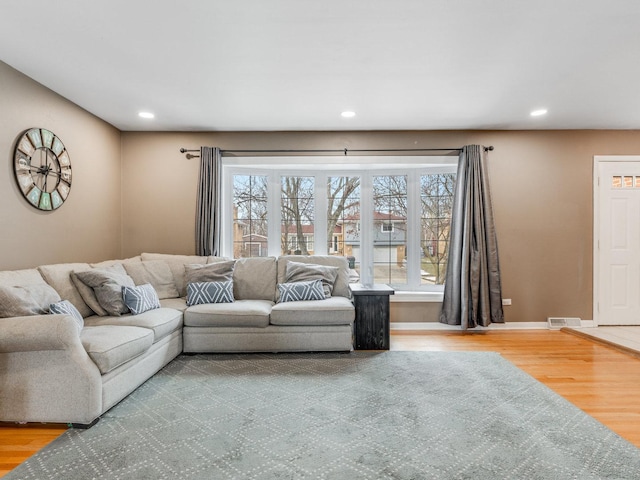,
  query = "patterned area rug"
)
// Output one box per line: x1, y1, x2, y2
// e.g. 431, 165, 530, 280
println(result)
6, 352, 640, 479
